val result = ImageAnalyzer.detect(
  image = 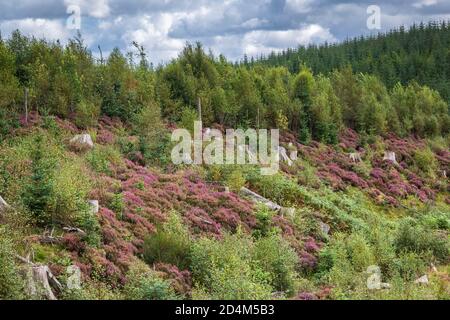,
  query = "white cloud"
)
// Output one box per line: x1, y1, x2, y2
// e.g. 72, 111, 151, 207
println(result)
284, 0, 314, 14
0, 18, 69, 41
64, 0, 110, 18
412, 0, 438, 9
121, 14, 185, 63
241, 24, 336, 56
